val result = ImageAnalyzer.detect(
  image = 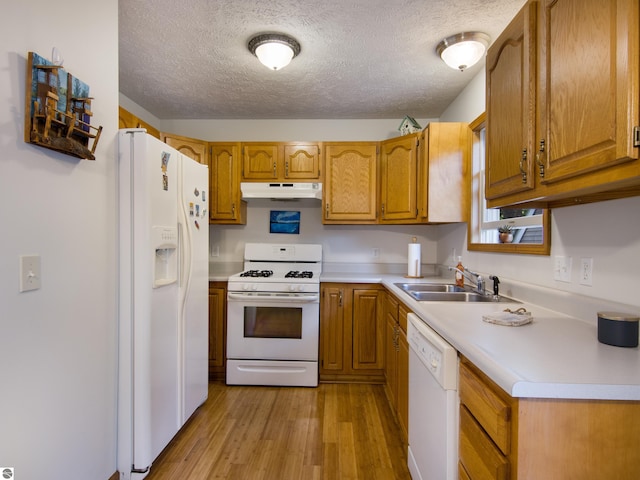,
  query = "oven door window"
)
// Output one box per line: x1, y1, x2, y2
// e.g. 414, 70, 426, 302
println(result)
244, 306, 303, 339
